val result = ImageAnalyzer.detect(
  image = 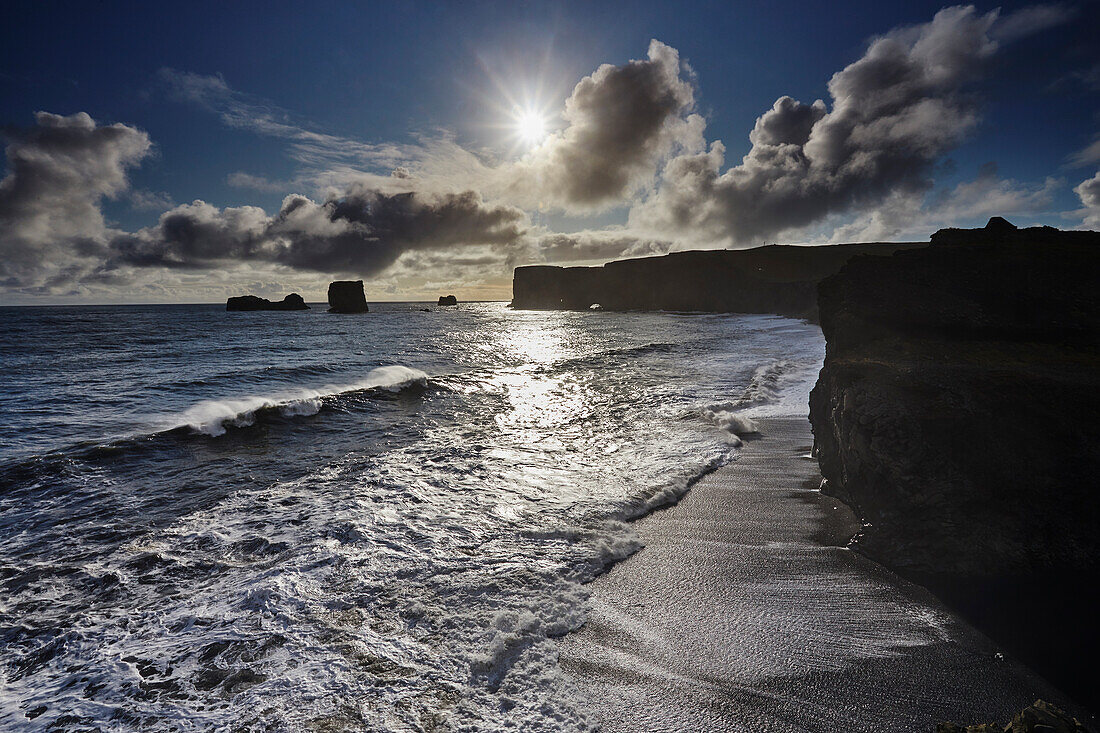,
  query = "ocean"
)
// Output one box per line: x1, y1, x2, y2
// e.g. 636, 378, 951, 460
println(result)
0, 302, 827, 730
